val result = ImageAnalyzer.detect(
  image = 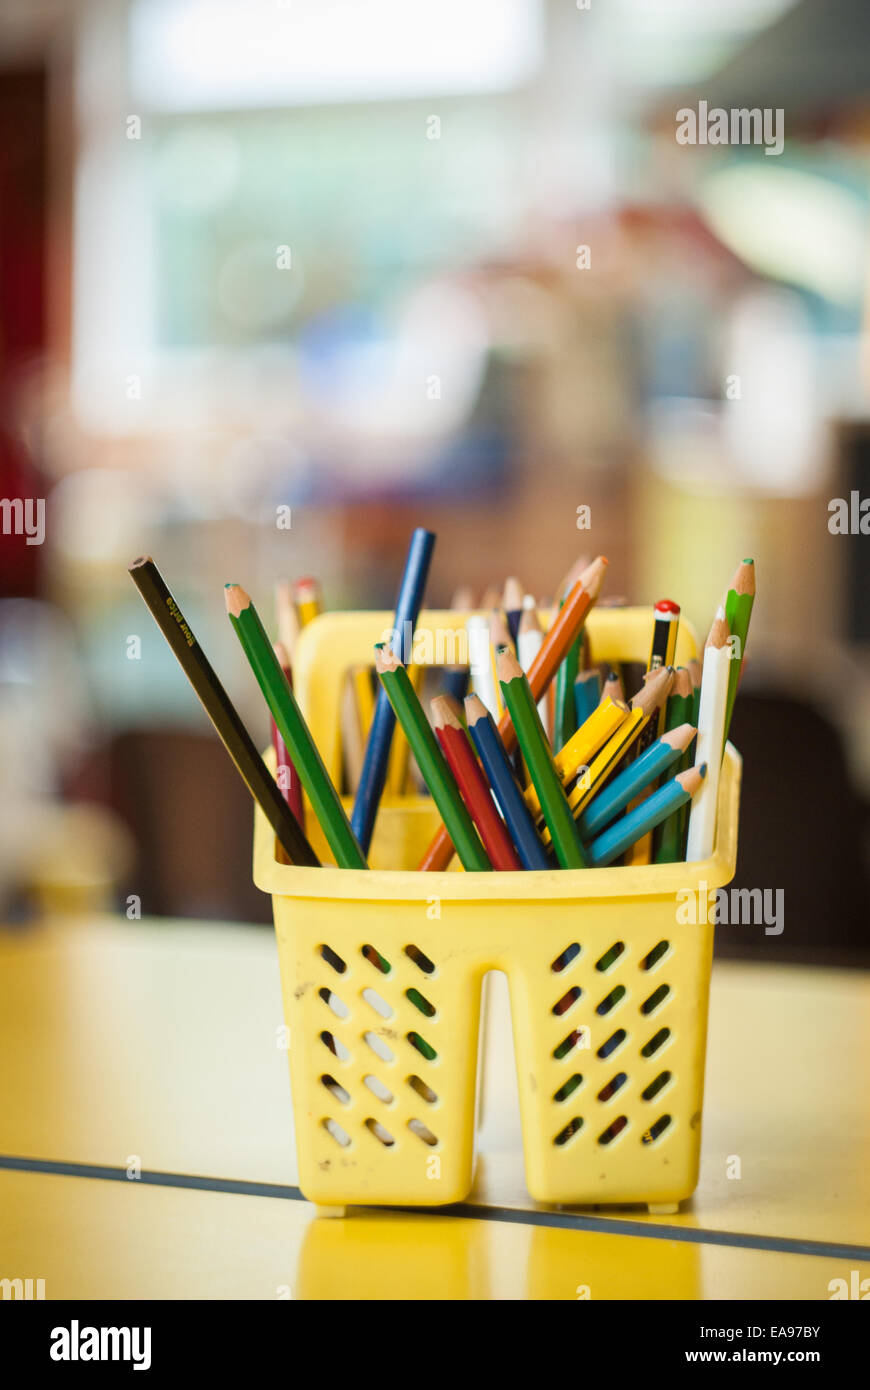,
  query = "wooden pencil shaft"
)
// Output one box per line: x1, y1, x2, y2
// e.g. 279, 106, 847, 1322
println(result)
128, 558, 318, 867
